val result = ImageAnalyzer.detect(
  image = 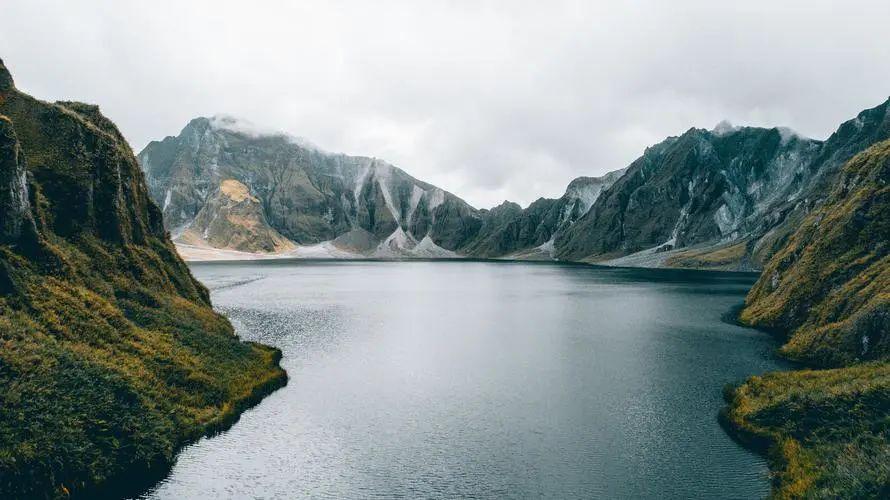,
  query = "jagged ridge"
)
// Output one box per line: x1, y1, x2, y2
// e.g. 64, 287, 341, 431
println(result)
556, 100, 890, 270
